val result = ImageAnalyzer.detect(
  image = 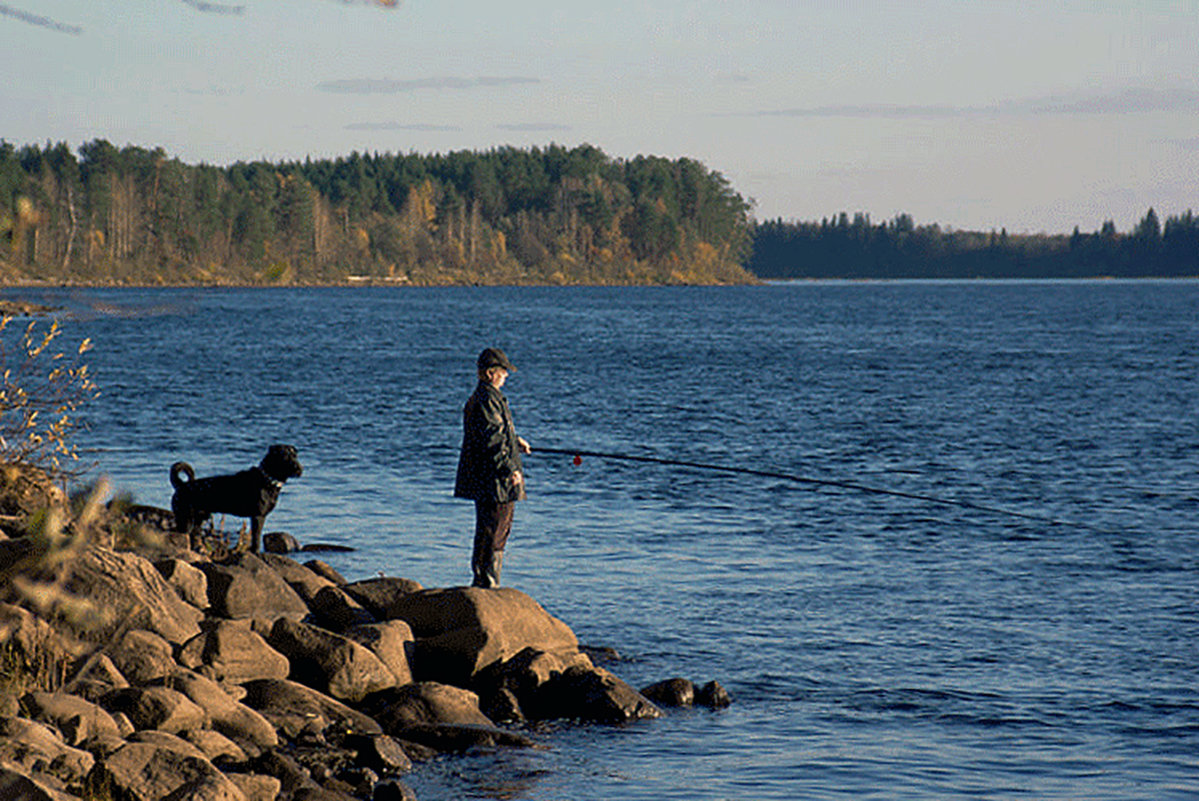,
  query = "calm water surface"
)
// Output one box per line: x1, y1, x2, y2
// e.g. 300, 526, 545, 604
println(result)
7, 281, 1198, 800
